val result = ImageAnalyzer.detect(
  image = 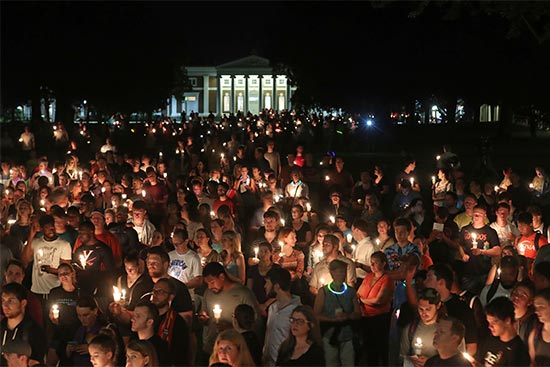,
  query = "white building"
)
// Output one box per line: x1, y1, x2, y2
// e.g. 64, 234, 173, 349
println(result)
166, 55, 297, 118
